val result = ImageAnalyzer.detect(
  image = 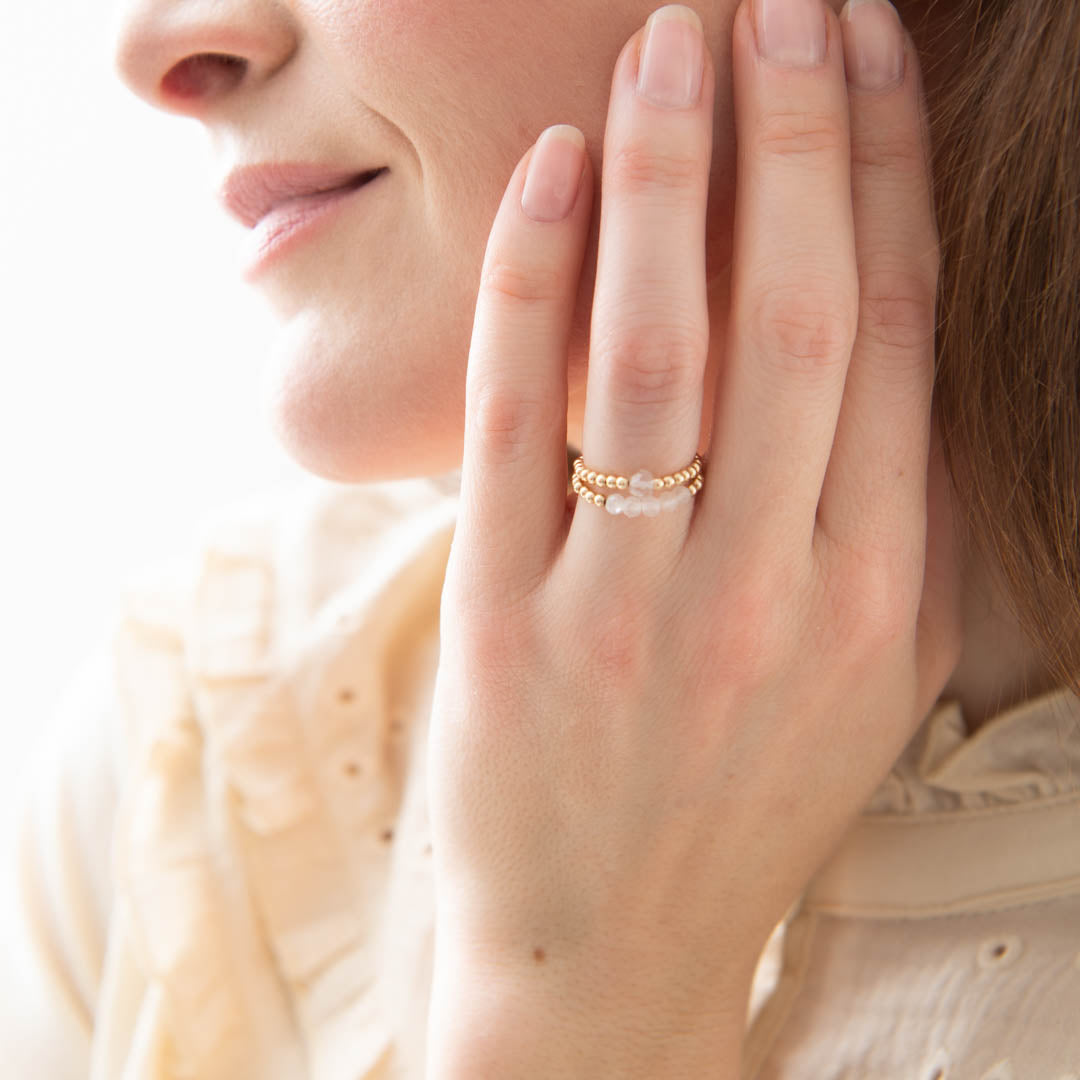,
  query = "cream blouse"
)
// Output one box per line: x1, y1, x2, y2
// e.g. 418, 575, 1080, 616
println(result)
3, 465, 1079, 1080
